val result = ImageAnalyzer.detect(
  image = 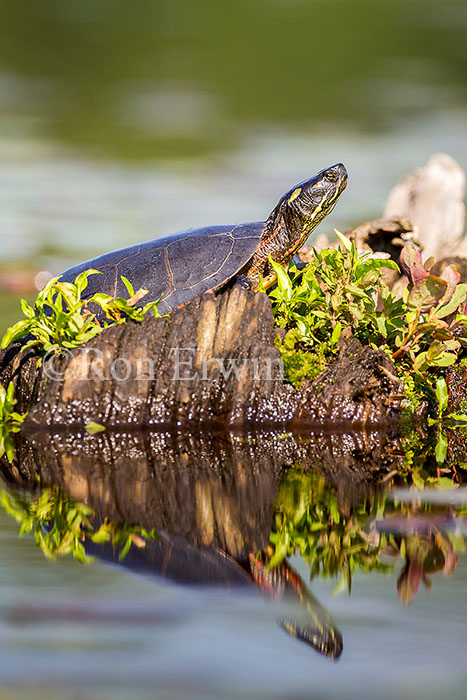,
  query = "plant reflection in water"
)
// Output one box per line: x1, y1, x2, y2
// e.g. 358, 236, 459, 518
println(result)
270, 467, 466, 606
